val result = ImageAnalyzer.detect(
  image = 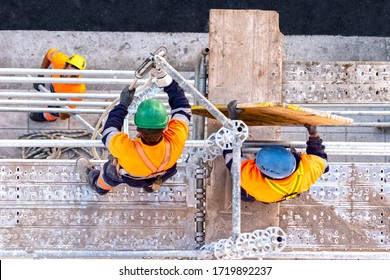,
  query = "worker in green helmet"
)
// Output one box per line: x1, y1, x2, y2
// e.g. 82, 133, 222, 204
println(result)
76, 67, 191, 194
